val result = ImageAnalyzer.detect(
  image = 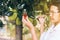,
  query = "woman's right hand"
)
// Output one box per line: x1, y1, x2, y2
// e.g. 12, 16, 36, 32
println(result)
22, 16, 38, 40
22, 16, 34, 30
